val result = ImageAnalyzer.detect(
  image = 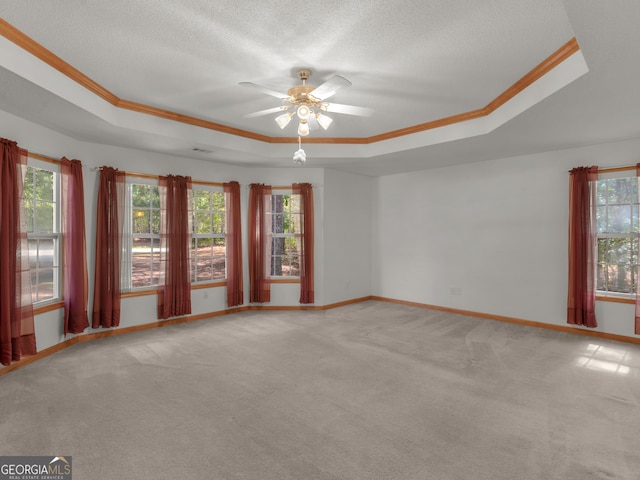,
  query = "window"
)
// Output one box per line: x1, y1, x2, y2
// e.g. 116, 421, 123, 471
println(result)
192, 188, 226, 282
24, 161, 61, 304
126, 182, 161, 290
268, 193, 301, 277
595, 175, 639, 295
